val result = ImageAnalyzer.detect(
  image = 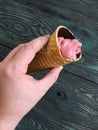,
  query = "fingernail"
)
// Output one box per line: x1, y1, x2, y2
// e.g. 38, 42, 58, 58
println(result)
58, 66, 63, 71
60, 66, 63, 70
